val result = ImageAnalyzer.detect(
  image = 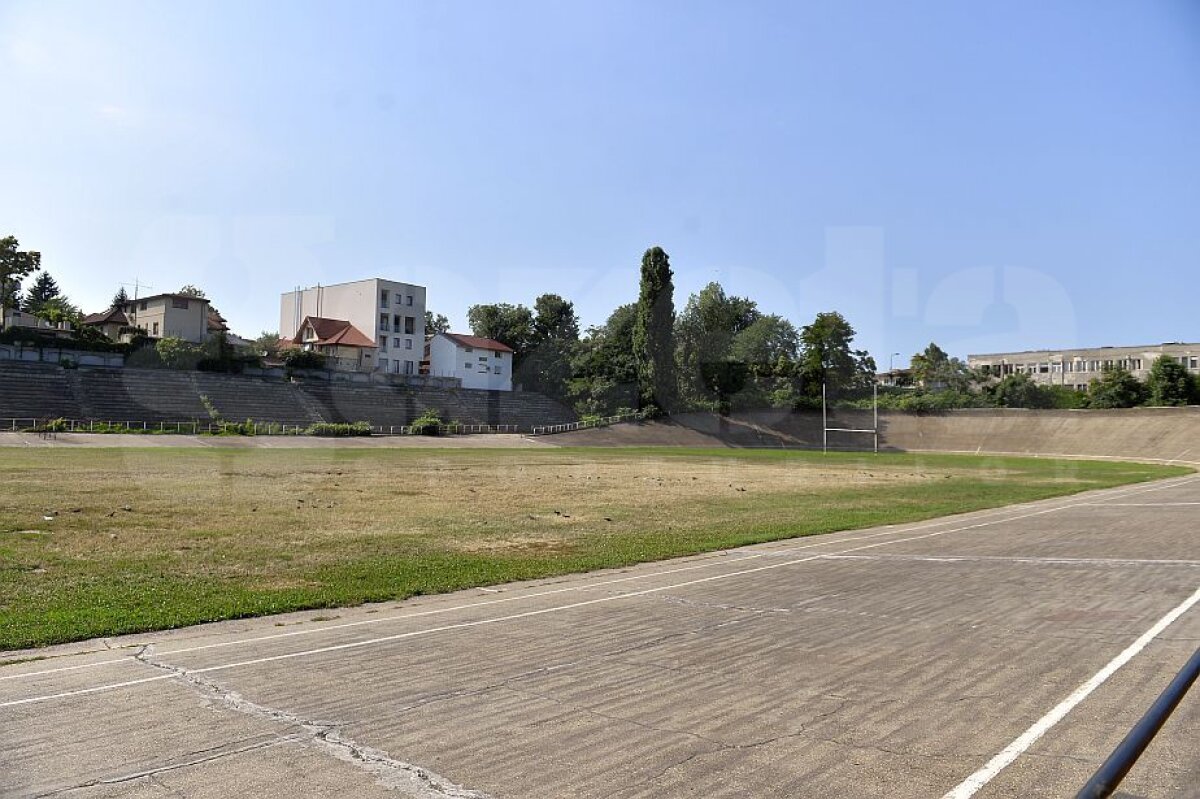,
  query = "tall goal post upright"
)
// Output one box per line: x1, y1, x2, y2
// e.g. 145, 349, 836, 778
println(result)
822, 380, 879, 454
